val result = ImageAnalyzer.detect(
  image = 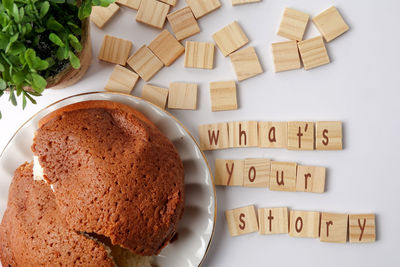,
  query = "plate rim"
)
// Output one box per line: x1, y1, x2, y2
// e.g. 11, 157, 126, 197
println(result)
0, 91, 217, 267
